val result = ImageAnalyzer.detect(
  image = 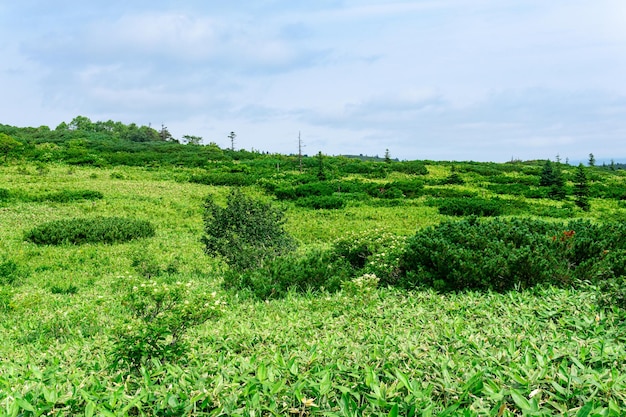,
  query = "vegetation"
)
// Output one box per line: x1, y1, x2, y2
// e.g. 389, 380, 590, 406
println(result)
0, 117, 625, 415
24, 217, 155, 245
